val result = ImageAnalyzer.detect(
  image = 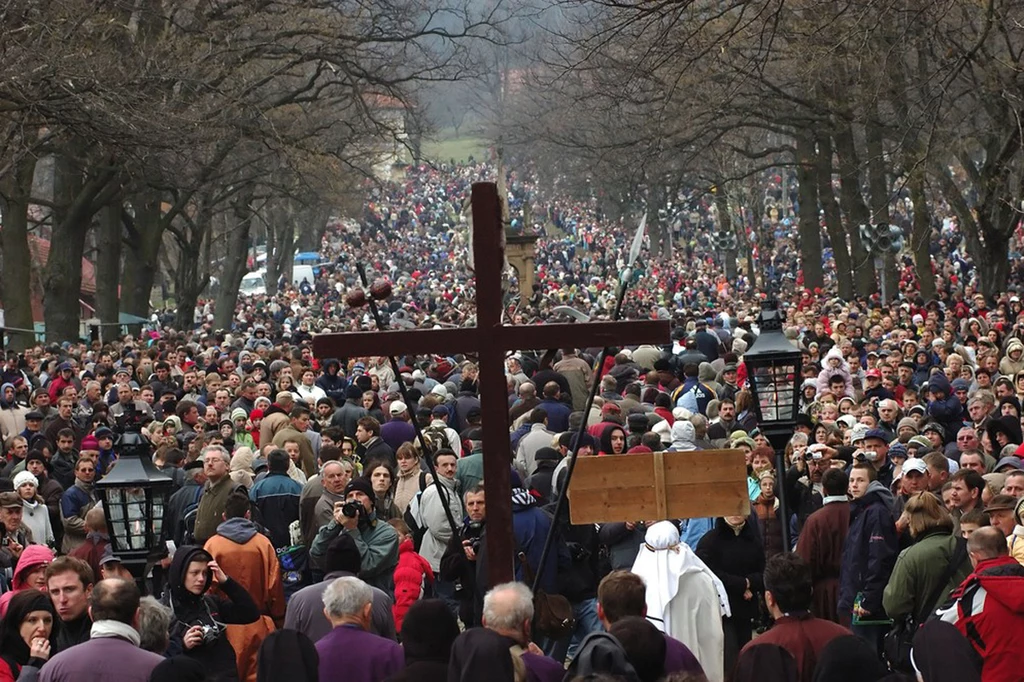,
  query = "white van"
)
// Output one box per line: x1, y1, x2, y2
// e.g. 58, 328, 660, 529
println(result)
239, 271, 266, 297
292, 265, 315, 288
